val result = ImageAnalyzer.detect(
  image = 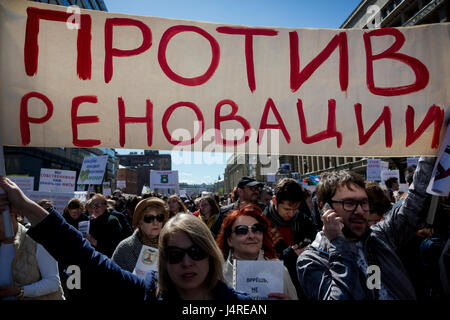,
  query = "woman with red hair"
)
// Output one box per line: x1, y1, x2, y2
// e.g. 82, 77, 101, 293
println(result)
216, 204, 298, 300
